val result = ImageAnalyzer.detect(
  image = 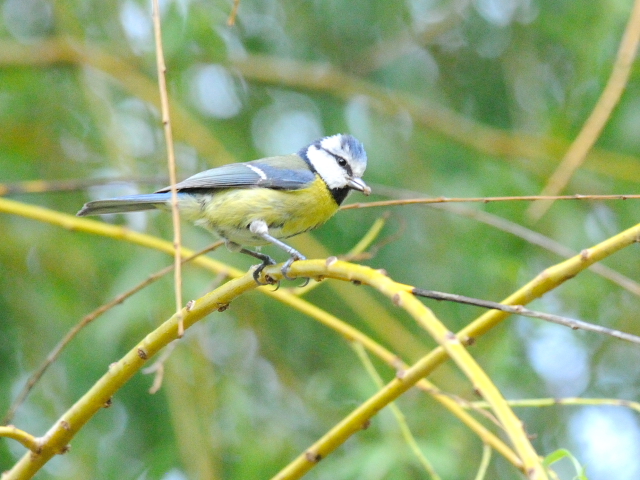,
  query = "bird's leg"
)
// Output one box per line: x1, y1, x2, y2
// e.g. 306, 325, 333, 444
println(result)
237, 247, 277, 285
249, 220, 306, 281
